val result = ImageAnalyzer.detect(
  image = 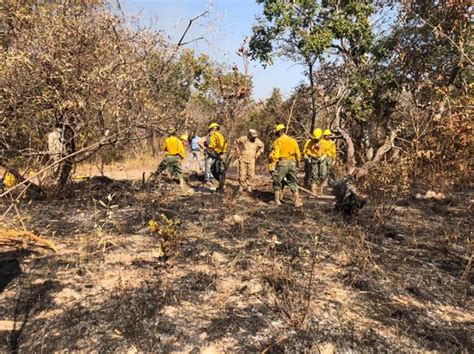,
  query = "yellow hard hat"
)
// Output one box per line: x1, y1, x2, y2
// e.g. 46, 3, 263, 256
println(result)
323, 129, 332, 136
209, 122, 219, 130
180, 134, 188, 141
4, 172, 16, 188
275, 124, 285, 133
313, 128, 323, 139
